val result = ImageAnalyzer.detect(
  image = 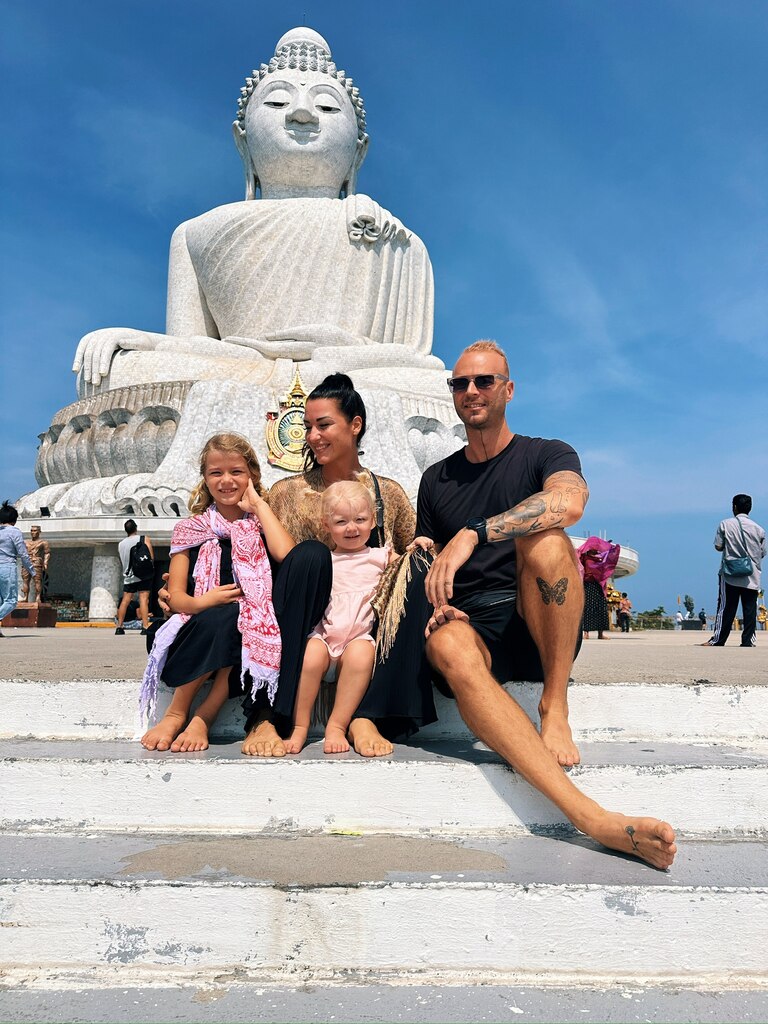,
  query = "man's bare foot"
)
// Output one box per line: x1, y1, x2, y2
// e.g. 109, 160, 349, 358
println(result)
141, 711, 186, 751
324, 724, 350, 754
587, 812, 677, 870
170, 715, 210, 752
539, 707, 580, 767
242, 718, 286, 757
348, 718, 394, 757
284, 725, 309, 754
